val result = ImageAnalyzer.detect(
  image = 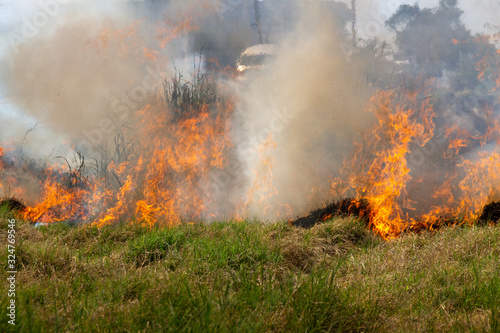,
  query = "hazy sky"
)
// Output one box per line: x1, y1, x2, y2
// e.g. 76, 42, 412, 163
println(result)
0, 0, 498, 38
338, 0, 499, 38
0, 0, 498, 115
